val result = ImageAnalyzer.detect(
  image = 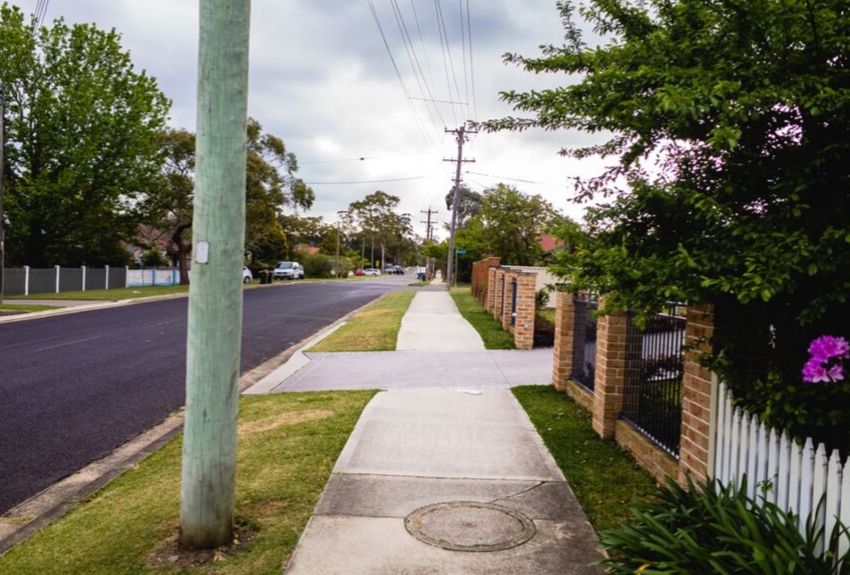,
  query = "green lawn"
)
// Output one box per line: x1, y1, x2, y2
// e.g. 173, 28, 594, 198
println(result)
0, 303, 60, 313
448, 287, 515, 350
8, 285, 190, 301
0, 391, 377, 575
512, 386, 660, 531
307, 291, 415, 352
